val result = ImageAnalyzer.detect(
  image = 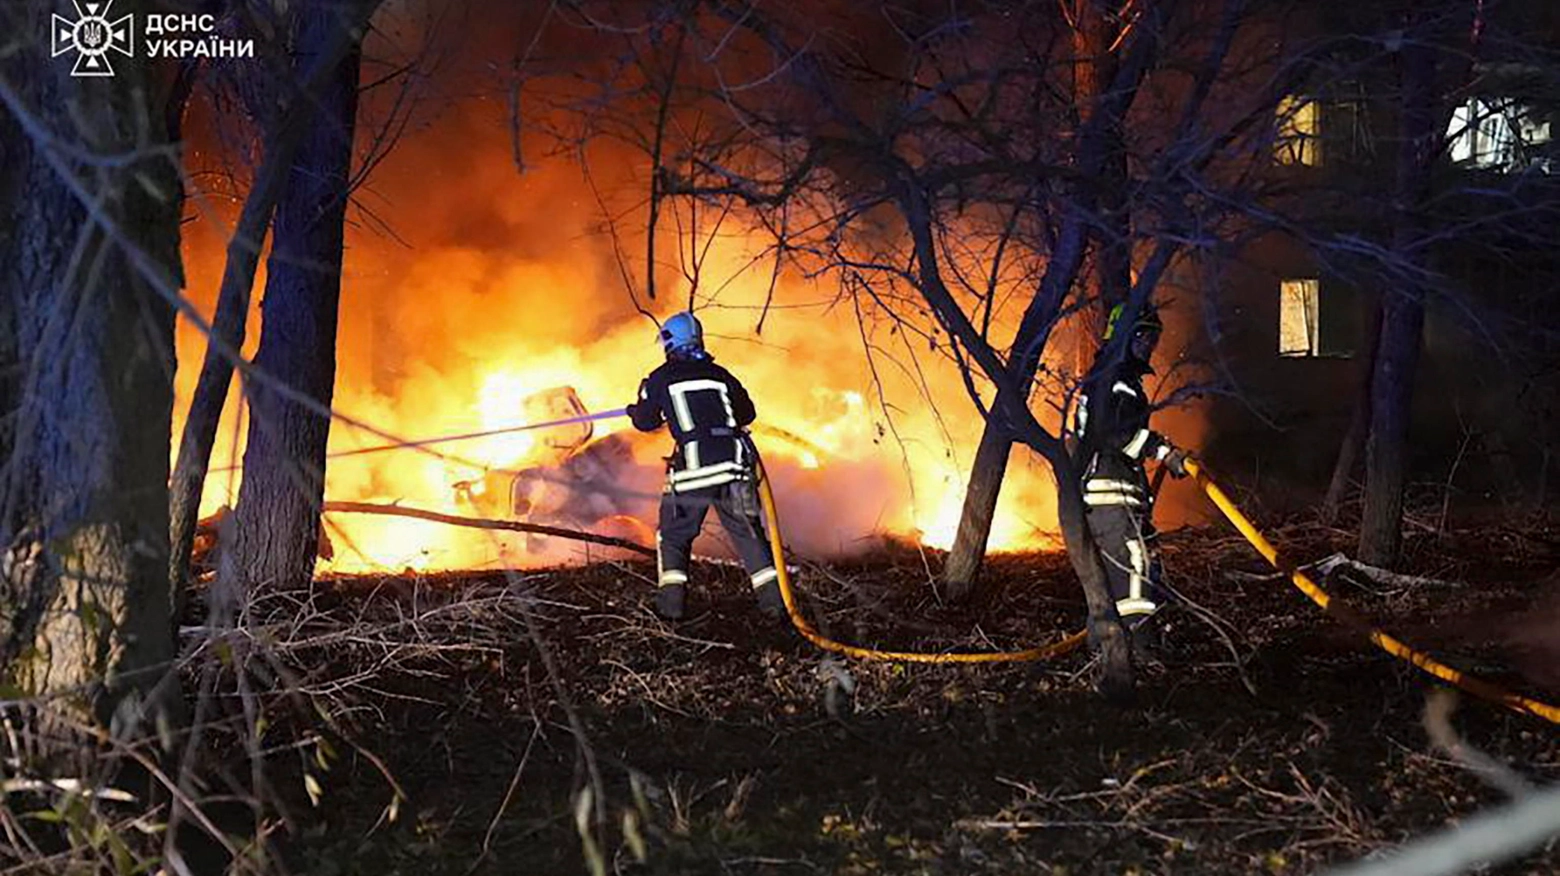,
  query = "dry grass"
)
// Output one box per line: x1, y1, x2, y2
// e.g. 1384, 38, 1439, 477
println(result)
4, 512, 1558, 874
